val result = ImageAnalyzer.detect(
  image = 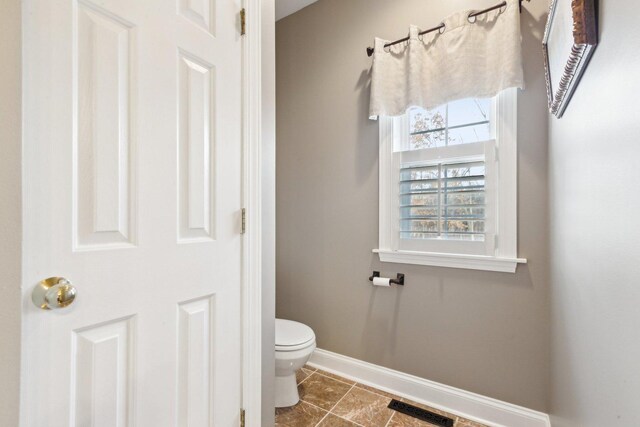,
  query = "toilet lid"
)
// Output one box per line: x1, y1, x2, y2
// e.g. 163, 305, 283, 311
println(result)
275, 319, 315, 349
